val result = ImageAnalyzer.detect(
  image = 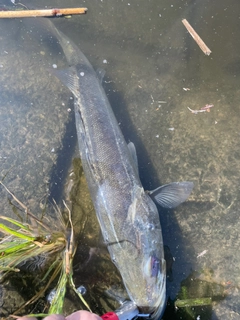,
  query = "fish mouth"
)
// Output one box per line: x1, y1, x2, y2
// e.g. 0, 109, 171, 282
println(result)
137, 287, 166, 320
149, 275, 166, 320
149, 295, 166, 320
138, 298, 166, 320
